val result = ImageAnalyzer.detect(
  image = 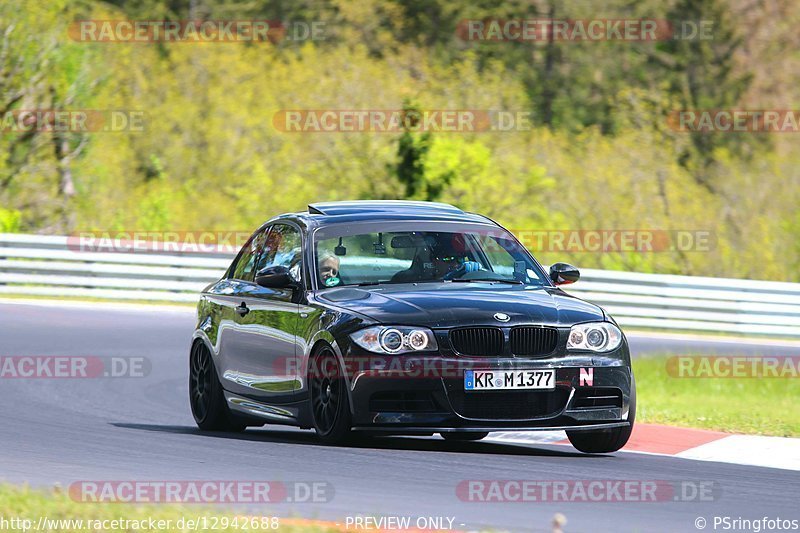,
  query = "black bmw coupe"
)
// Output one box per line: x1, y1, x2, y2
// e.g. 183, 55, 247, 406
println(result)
190, 201, 635, 453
